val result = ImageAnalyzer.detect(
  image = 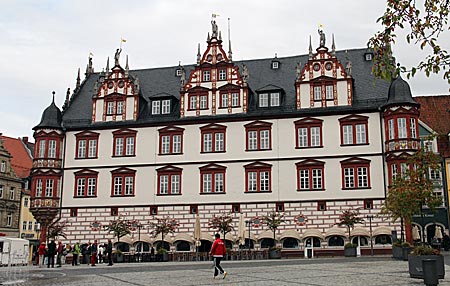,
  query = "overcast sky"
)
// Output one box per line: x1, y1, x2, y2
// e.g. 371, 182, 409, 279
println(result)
0, 0, 448, 140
